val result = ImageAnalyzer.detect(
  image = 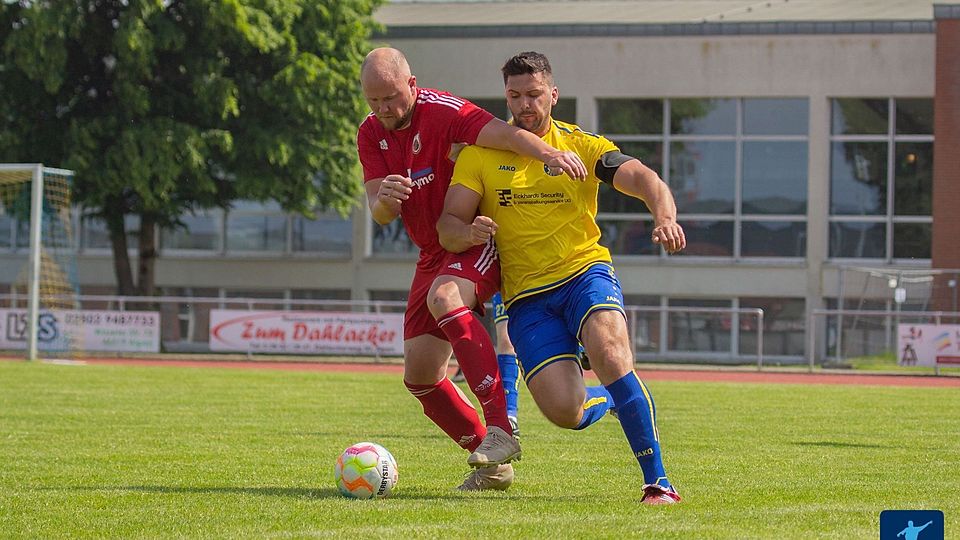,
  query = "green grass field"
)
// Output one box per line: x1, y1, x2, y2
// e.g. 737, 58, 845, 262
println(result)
1, 361, 957, 539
